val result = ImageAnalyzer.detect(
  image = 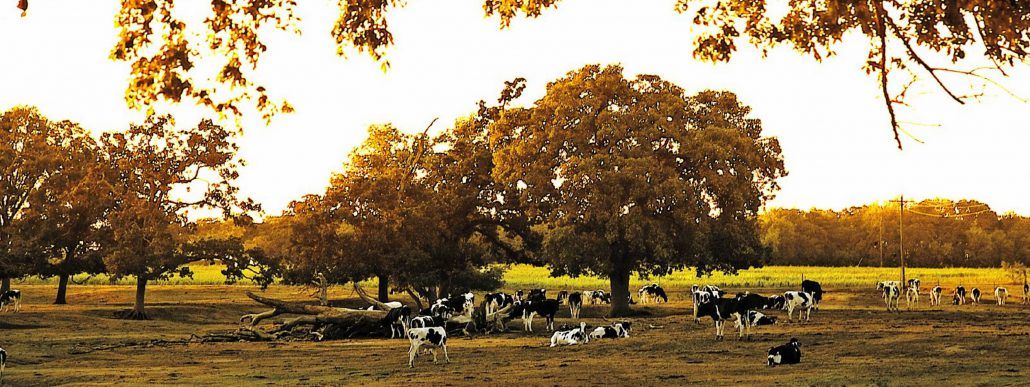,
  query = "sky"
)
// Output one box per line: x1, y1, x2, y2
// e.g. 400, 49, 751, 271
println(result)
1, 0, 1028, 216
